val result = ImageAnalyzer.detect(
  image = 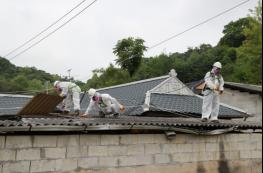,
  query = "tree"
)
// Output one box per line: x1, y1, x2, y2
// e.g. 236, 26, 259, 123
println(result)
113, 37, 147, 76
219, 18, 250, 47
